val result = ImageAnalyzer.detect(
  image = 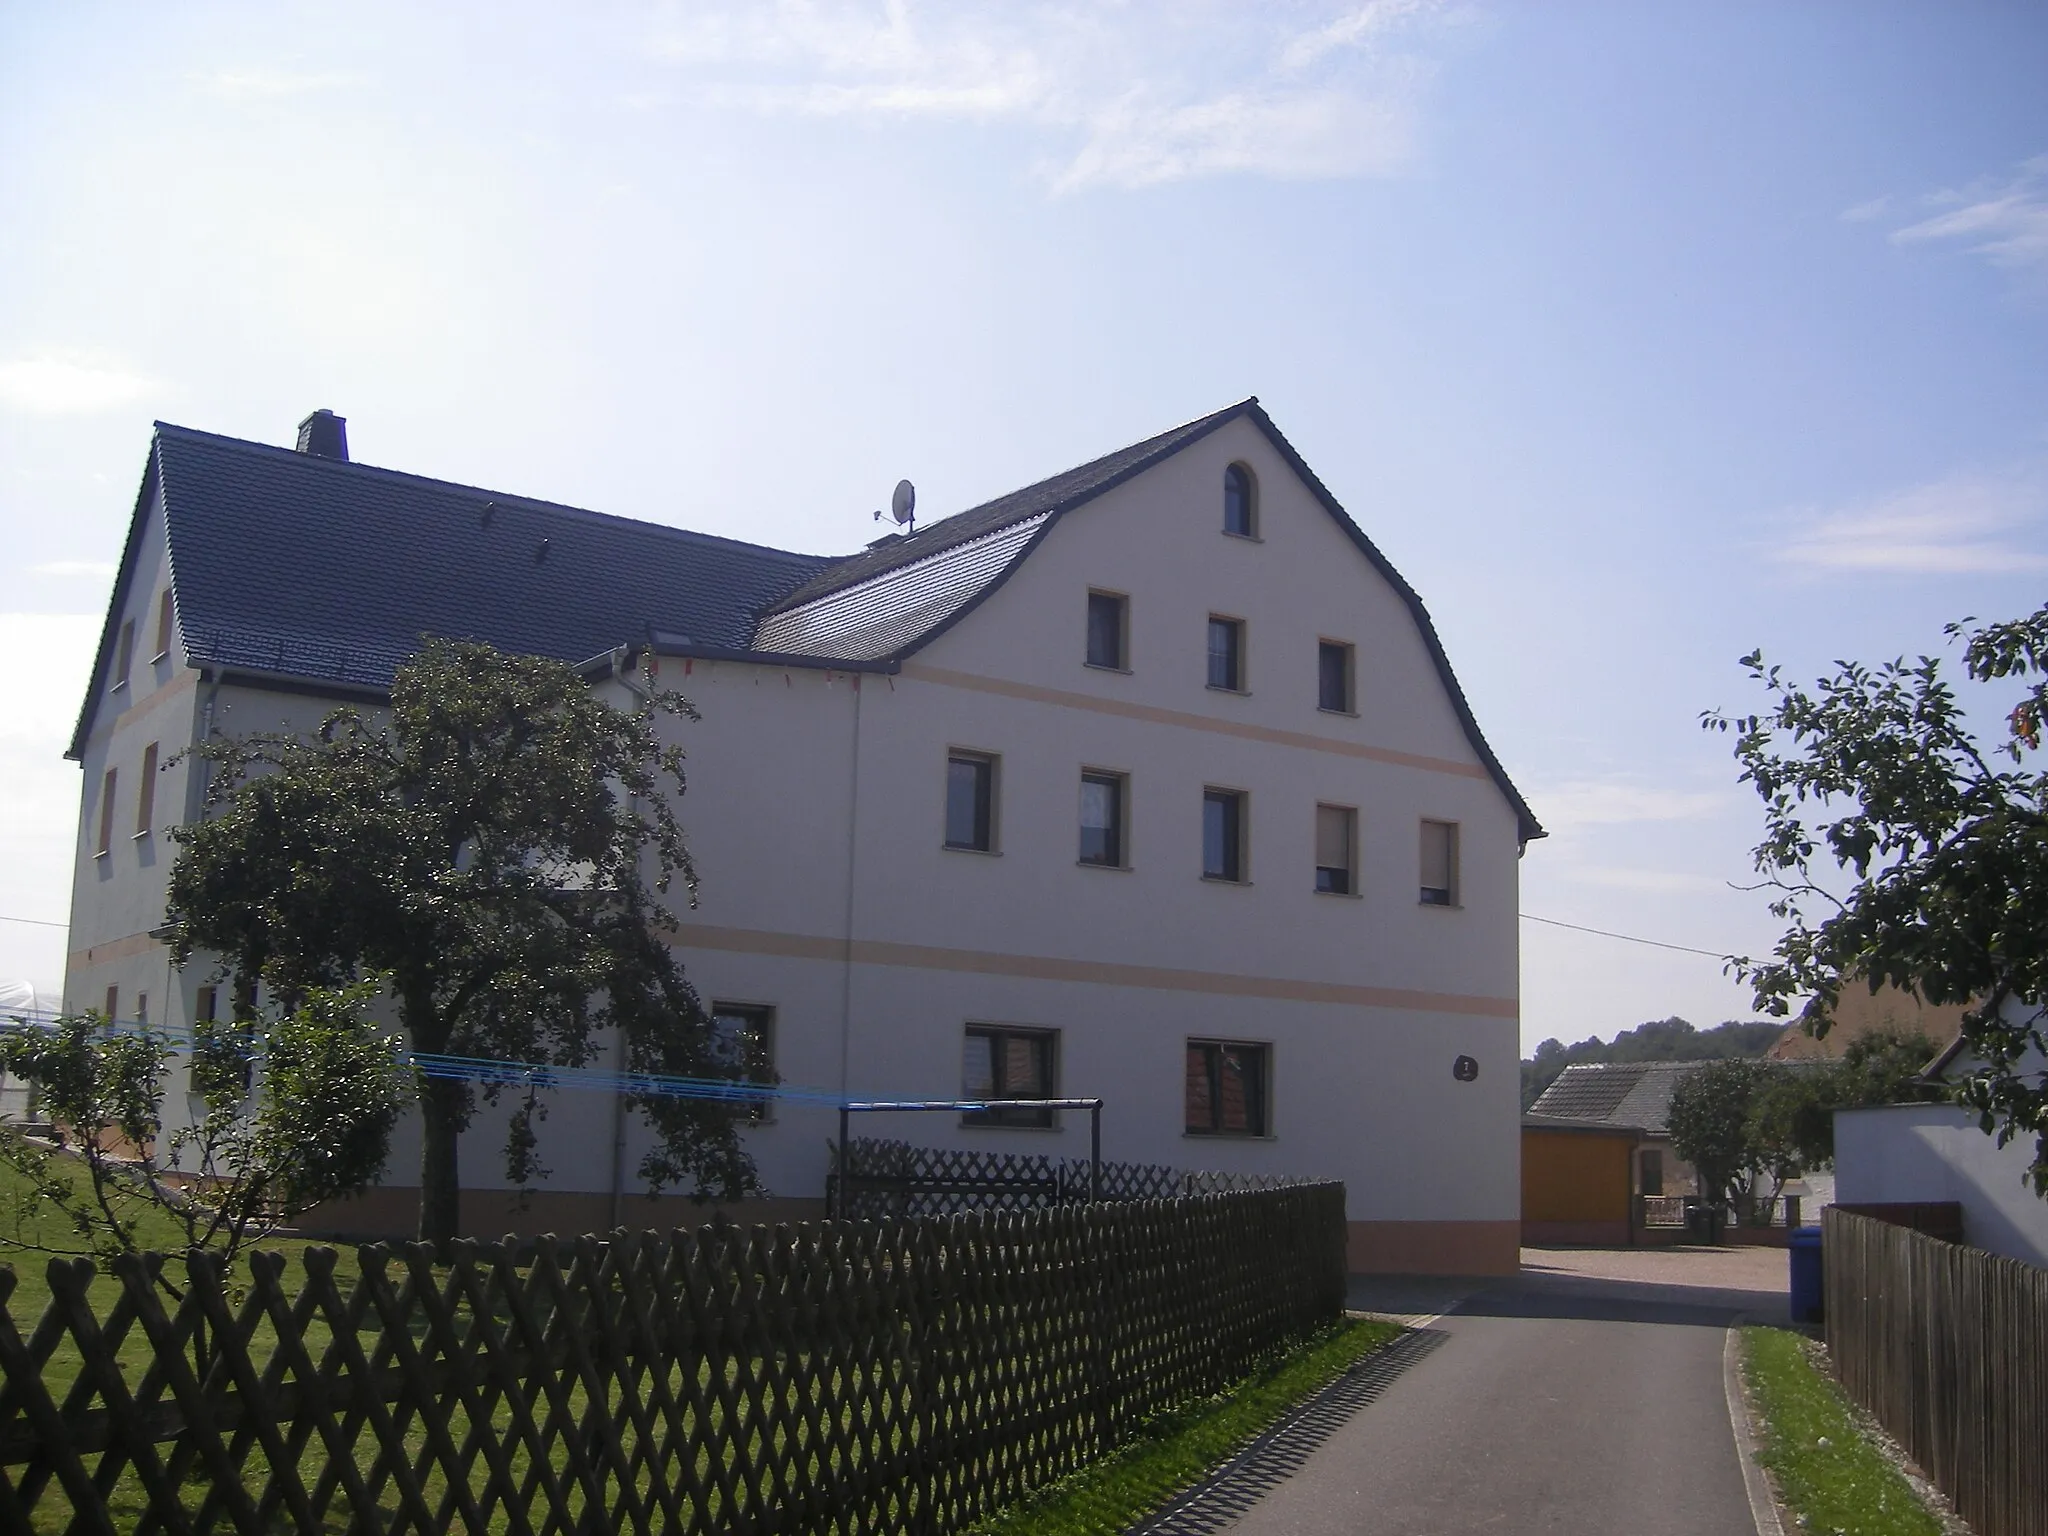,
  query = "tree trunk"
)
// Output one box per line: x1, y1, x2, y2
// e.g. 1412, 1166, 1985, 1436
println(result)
418, 1076, 465, 1249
